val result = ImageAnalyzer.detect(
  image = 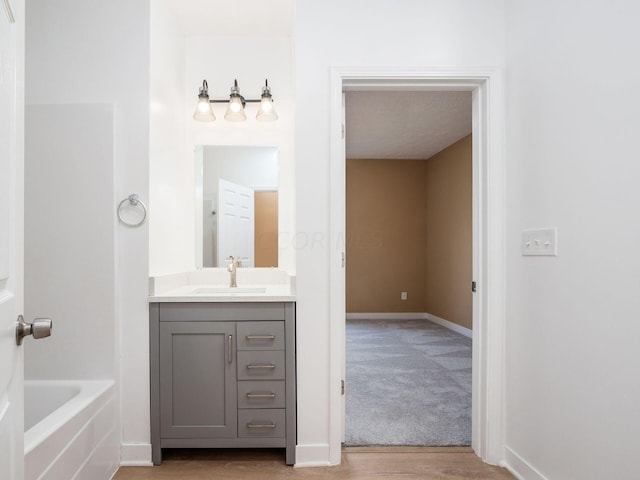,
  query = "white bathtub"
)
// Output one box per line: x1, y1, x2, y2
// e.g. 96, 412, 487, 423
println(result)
24, 380, 119, 480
